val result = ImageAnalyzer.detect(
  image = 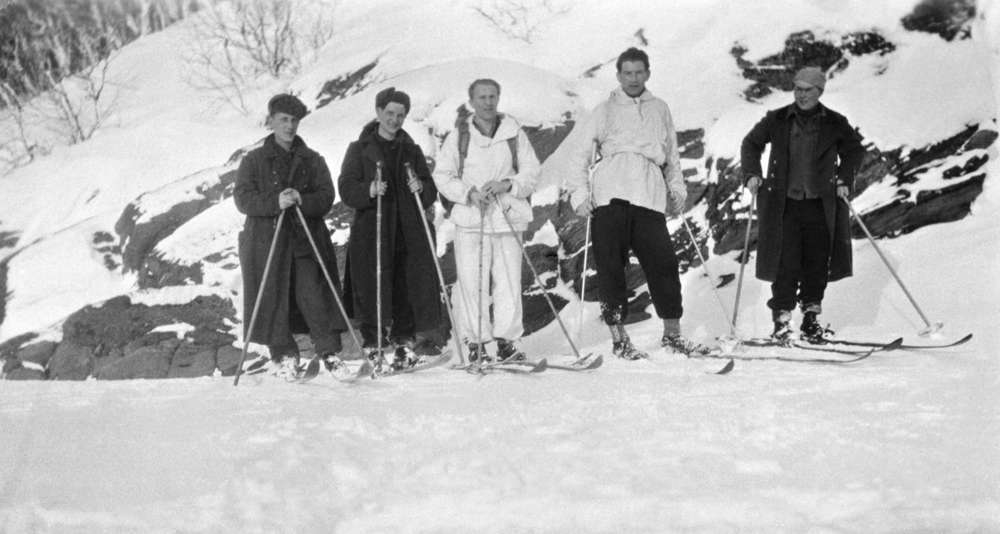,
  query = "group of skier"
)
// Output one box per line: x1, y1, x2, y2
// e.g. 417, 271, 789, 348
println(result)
234, 46, 864, 379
